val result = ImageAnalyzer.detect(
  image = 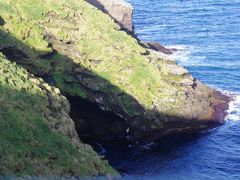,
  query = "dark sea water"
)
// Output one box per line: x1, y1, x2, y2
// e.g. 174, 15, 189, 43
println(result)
100, 0, 240, 179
